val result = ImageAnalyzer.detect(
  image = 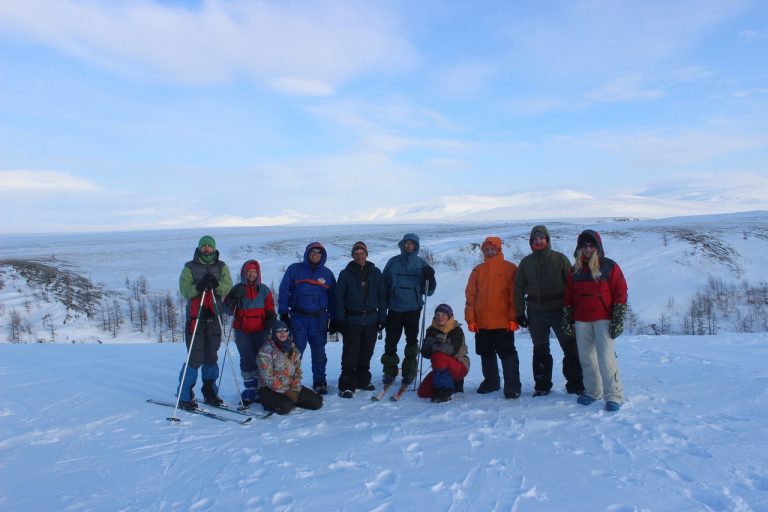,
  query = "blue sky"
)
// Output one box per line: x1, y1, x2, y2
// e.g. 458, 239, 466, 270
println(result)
1, 0, 767, 233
